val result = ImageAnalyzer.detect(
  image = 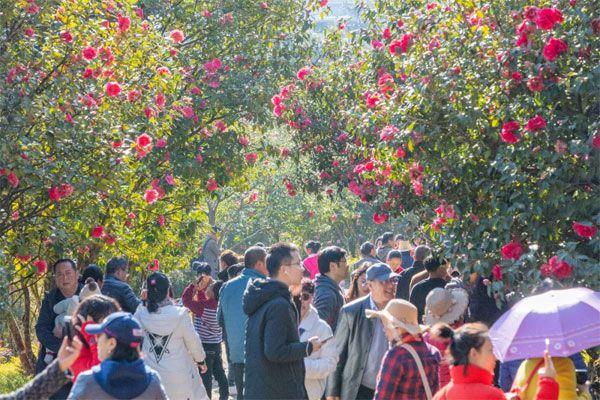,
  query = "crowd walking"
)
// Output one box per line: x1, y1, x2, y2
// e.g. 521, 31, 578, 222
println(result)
1, 232, 597, 400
